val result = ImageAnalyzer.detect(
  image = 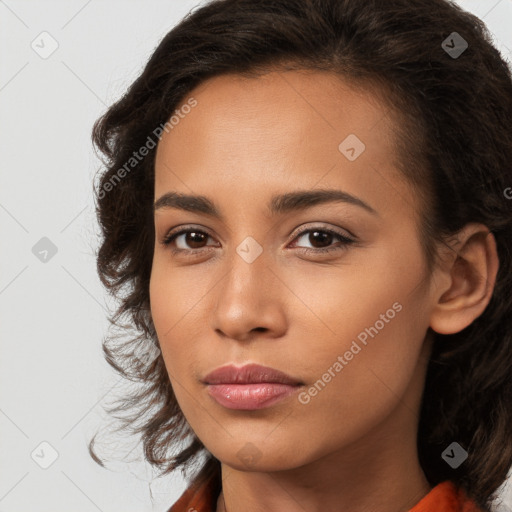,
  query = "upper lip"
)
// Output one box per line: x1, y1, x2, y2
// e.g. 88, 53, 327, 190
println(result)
202, 363, 302, 385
